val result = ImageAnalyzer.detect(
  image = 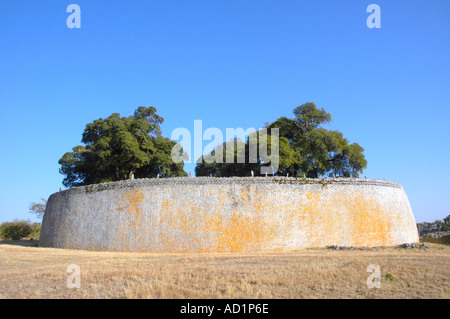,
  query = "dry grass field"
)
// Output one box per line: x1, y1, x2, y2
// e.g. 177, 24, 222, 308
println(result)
0, 241, 448, 299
